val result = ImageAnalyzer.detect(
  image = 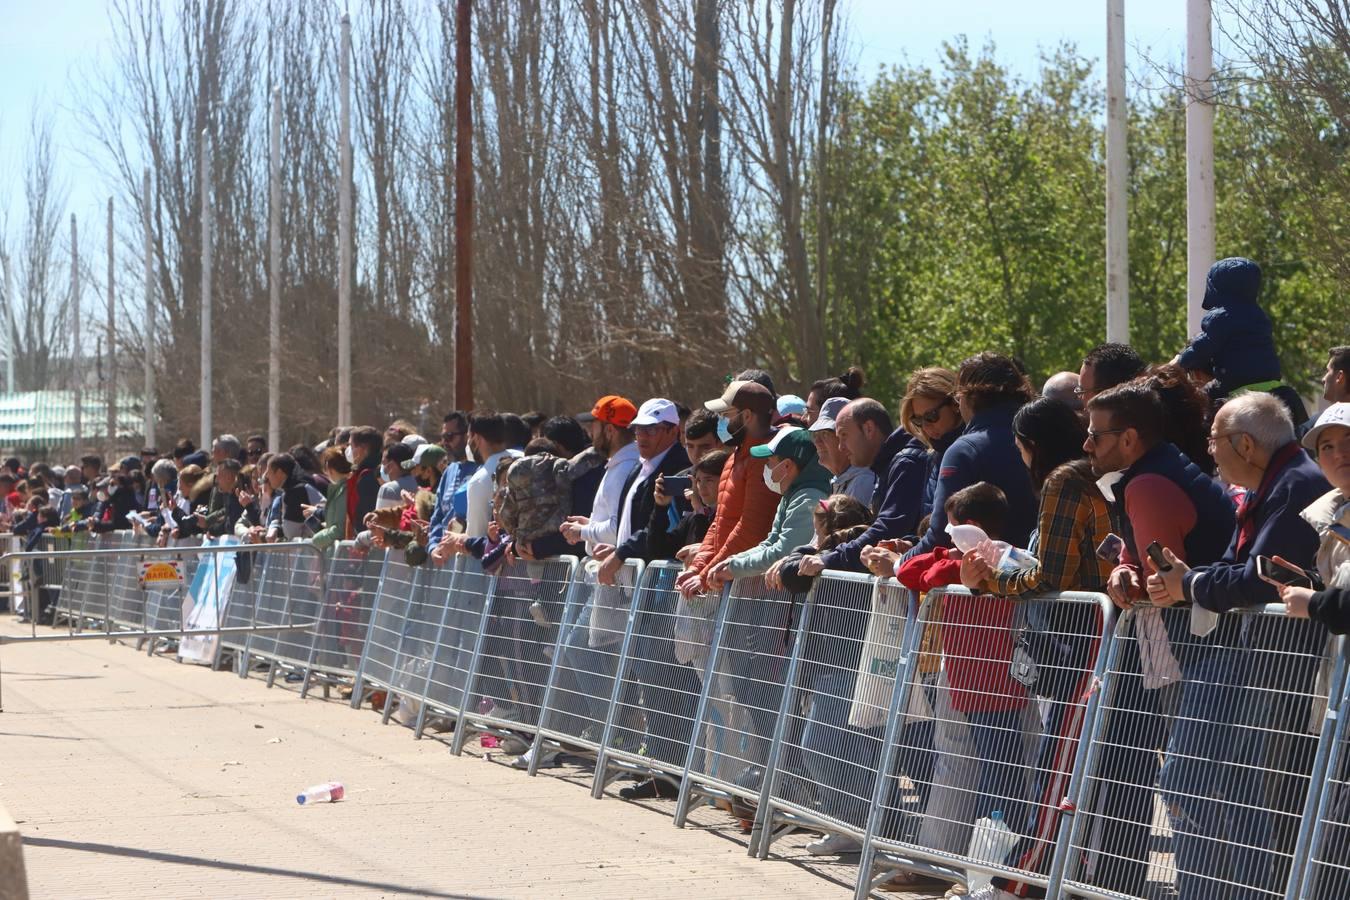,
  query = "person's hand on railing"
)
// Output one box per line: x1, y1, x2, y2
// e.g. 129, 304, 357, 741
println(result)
860, 545, 900, 580
797, 554, 825, 577
1278, 583, 1314, 618
674, 568, 702, 597
1106, 565, 1141, 610
704, 559, 733, 589
596, 551, 624, 585
959, 550, 994, 590
764, 557, 787, 591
